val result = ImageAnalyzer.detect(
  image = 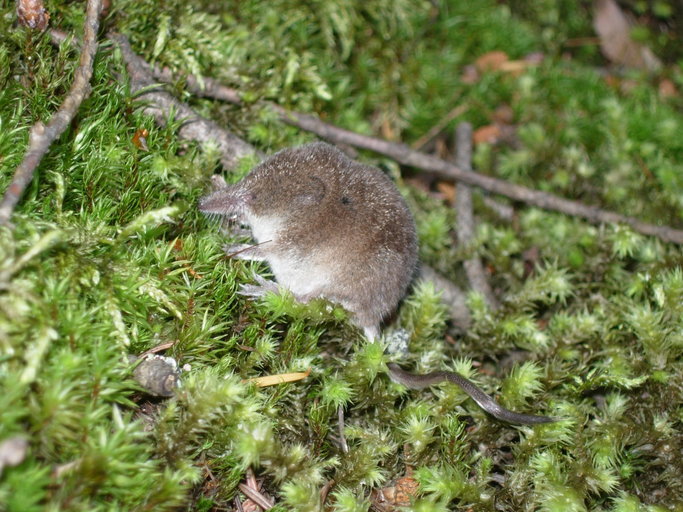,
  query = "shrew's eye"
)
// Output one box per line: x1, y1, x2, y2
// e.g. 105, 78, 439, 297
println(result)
341, 196, 350, 205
